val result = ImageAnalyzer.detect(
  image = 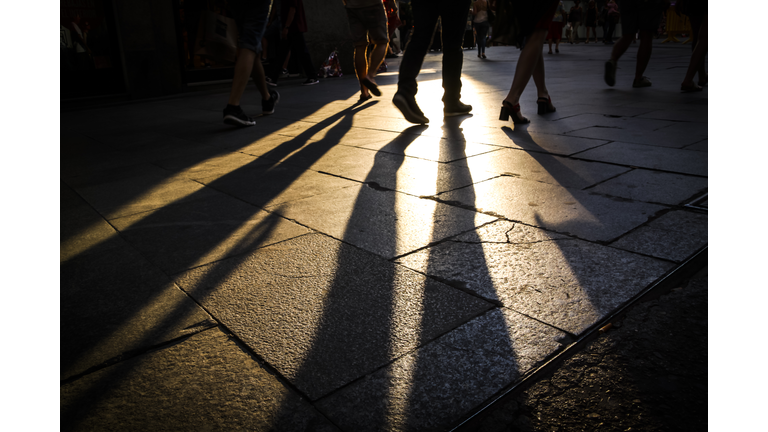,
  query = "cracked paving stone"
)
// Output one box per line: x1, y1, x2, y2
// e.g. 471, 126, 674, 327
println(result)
396, 220, 673, 335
